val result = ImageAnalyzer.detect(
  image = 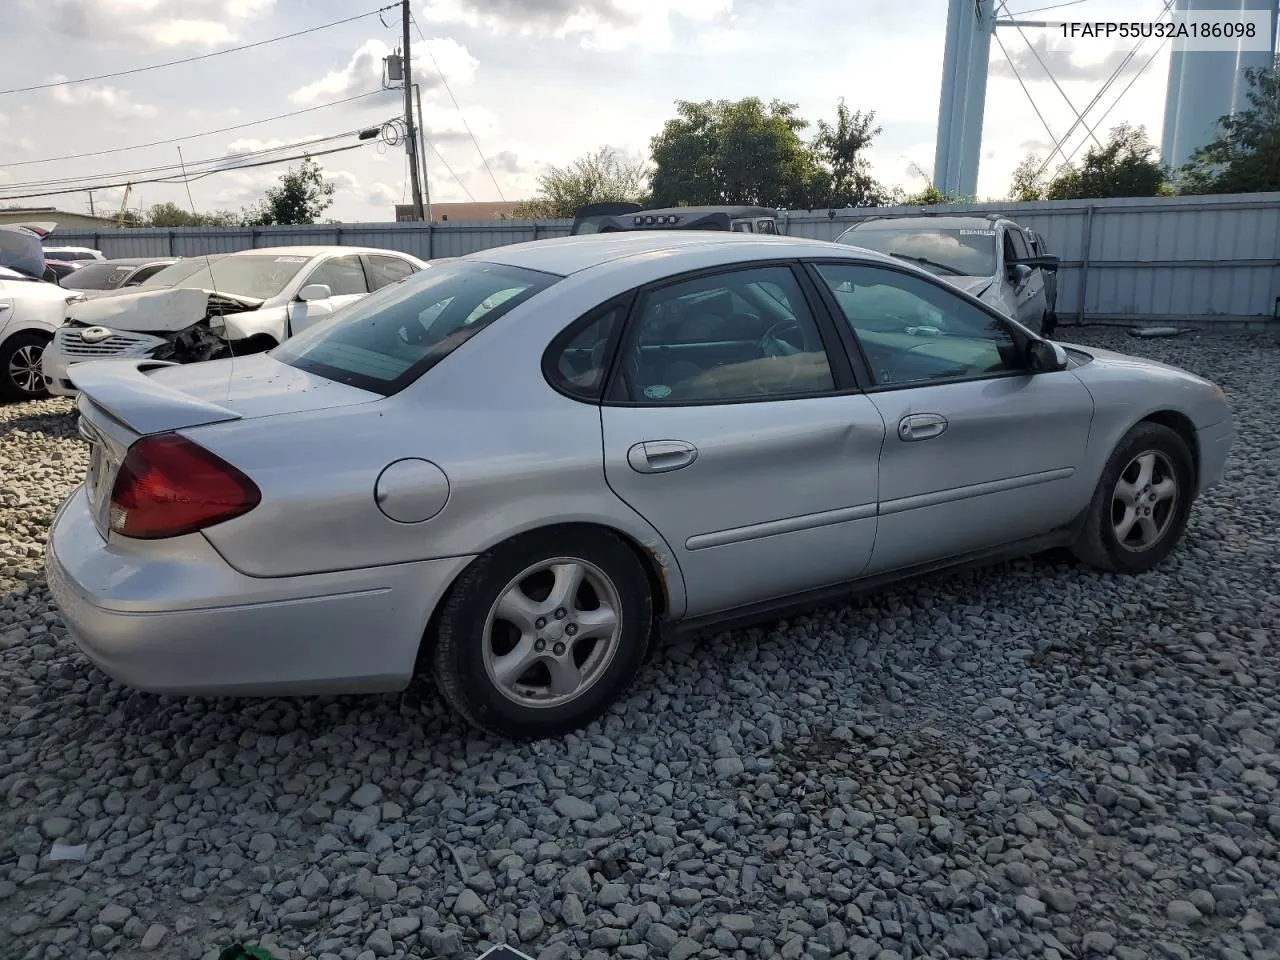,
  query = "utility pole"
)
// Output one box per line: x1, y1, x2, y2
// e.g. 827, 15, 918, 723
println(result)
414, 84, 432, 221
87, 191, 95, 217
401, 0, 425, 220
